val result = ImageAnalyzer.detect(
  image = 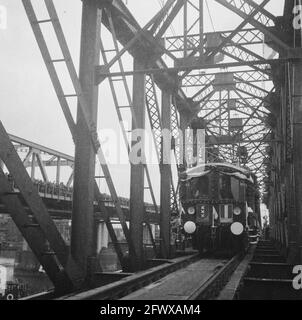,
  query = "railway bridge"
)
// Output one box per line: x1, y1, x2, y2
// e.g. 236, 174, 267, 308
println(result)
0, 134, 159, 223
1, 0, 302, 300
